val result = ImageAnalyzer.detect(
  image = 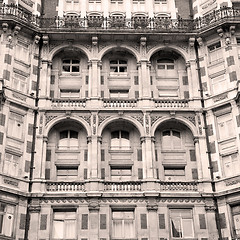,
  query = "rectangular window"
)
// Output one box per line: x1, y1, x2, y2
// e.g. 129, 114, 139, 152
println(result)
112, 210, 135, 239
208, 42, 222, 64
164, 166, 185, 180
3, 153, 20, 177
222, 153, 240, 177
170, 209, 194, 238
52, 210, 76, 239
8, 112, 24, 140
211, 74, 227, 95
12, 73, 27, 93
15, 41, 29, 63
111, 166, 132, 181
0, 202, 14, 237
232, 205, 240, 239
110, 90, 129, 98
216, 113, 234, 140
60, 89, 80, 98
56, 166, 78, 180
